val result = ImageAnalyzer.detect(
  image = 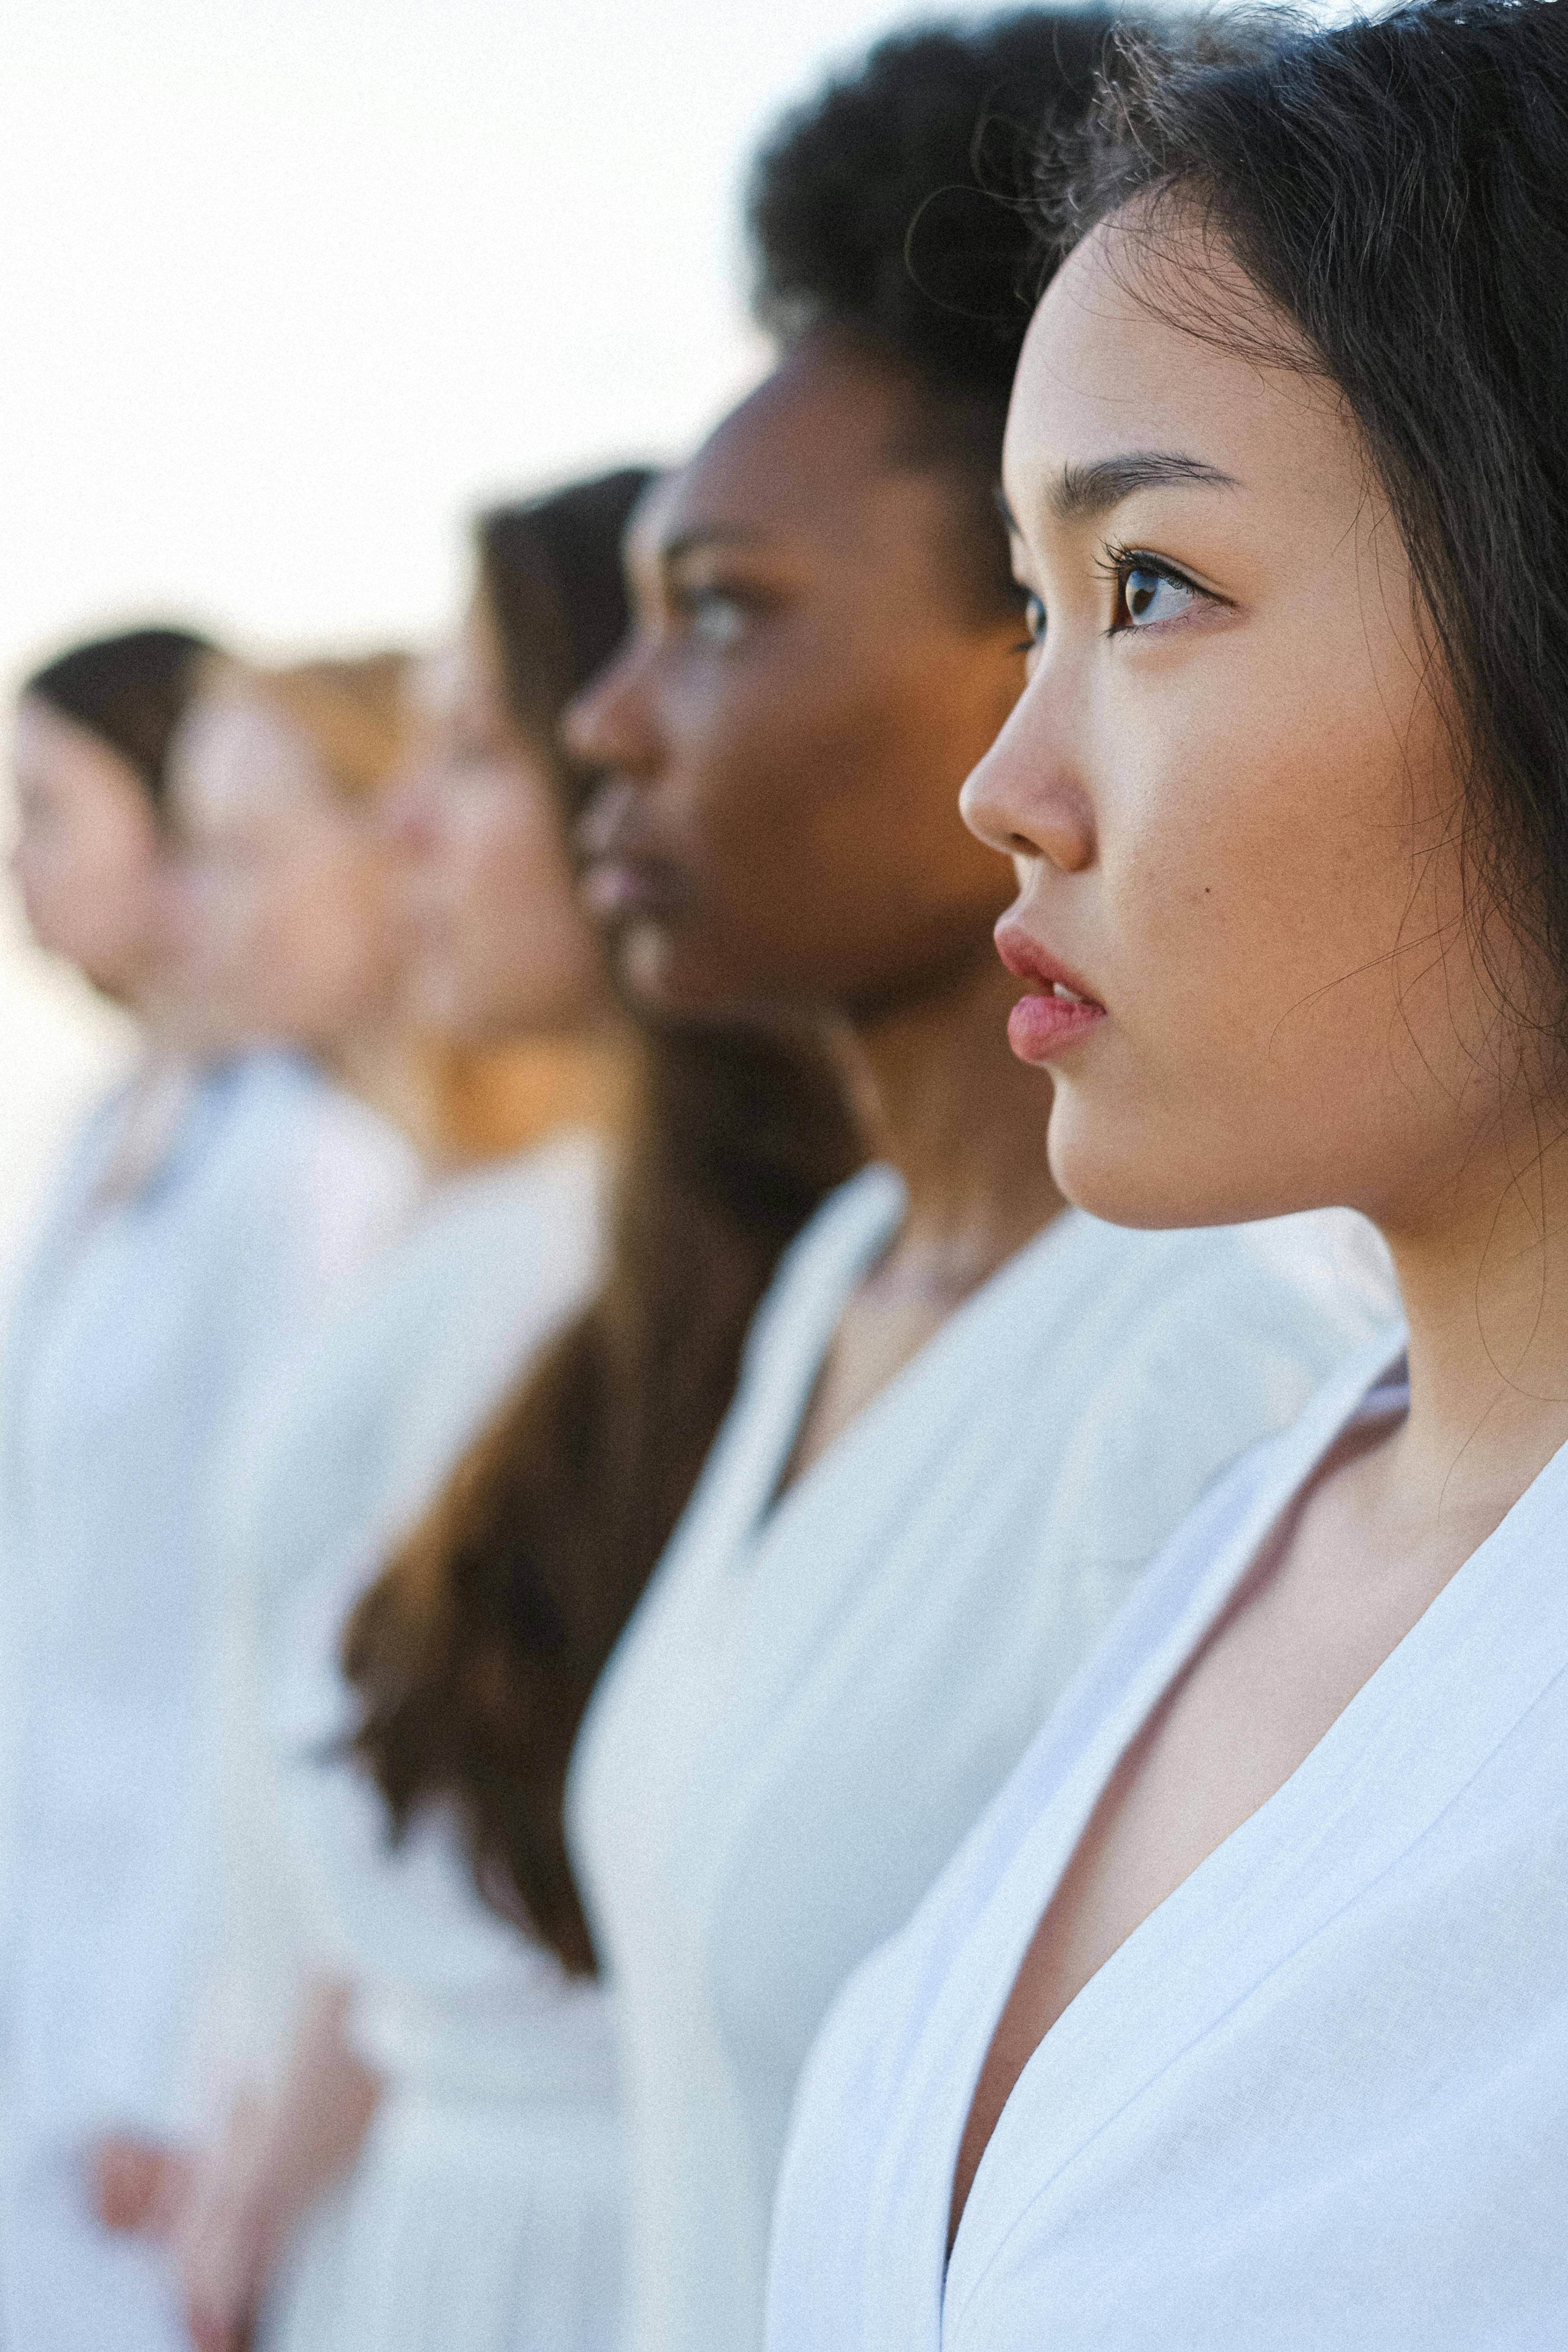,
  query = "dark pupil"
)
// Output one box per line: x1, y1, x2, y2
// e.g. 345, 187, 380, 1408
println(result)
1126, 569, 1161, 621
